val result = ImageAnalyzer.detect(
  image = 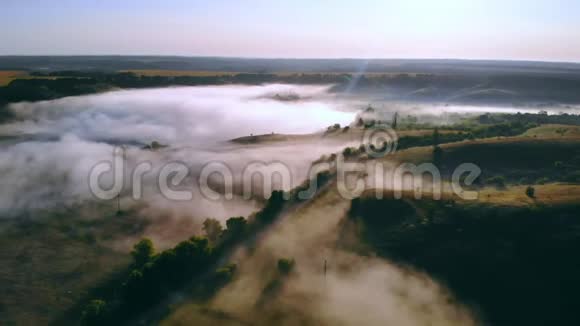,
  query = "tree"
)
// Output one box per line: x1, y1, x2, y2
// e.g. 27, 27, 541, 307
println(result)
81, 299, 108, 326
173, 237, 212, 276
277, 258, 295, 275
392, 112, 399, 129
343, 147, 353, 156
203, 218, 223, 244
255, 191, 285, 224
327, 123, 341, 132
433, 145, 443, 165
433, 127, 440, 147
526, 186, 535, 198
124, 269, 148, 305
131, 238, 154, 267
223, 216, 247, 240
